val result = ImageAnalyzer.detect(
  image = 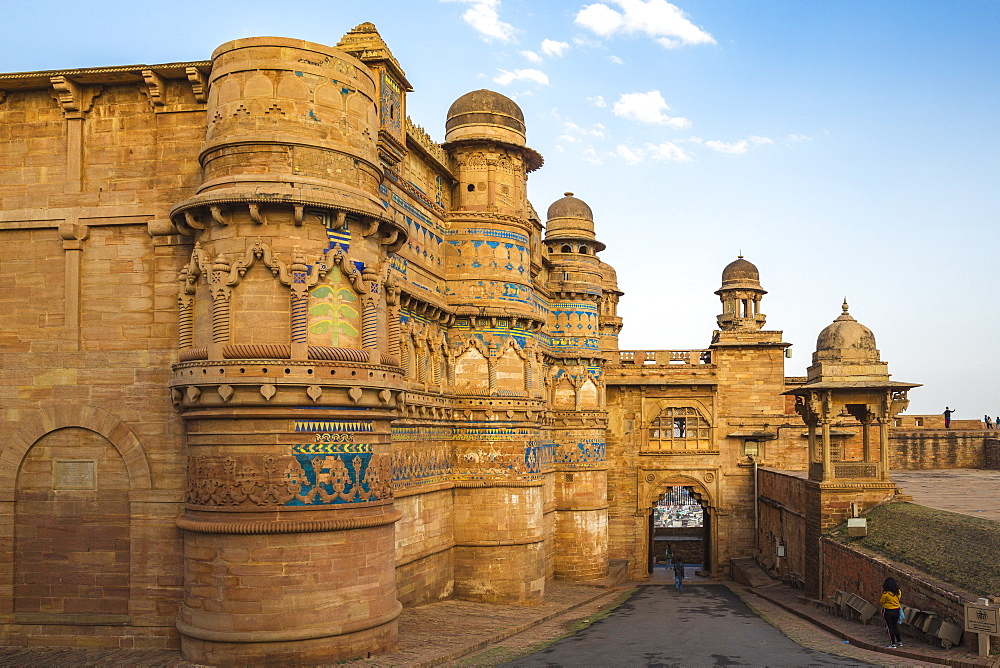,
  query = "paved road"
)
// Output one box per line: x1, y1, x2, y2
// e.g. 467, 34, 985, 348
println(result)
501, 584, 876, 667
